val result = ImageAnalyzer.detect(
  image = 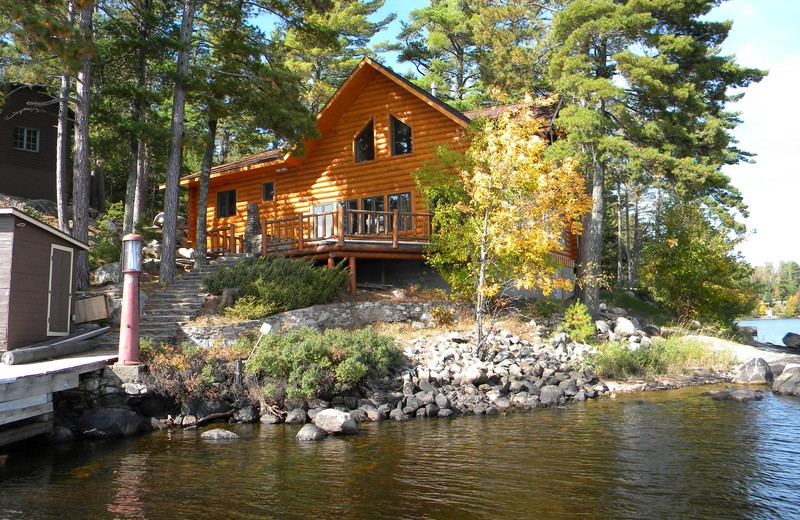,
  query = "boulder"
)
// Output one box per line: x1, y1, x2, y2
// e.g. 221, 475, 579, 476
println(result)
772, 365, 800, 396
438, 408, 456, 418
285, 408, 308, 424
613, 317, 637, 338
76, 408, 151, 439
783, 333, 800, 348
539, 385, 566, 407
389, 408, 410, 422
312, 409, 358, 435
296, 423, 328, 442
707, 389, 764, 402
219, 288, 242, 309
260, 414, 282, 425
232, 406, 259, 423
201, 428, 239, 439
461, 364, 488, 386
359, 404, 387, 422
435, 393, 451, 409
595, 320, 610, 335
92, 263, 121, 285
643, 324, 662, 337
731, 358, 773, 385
